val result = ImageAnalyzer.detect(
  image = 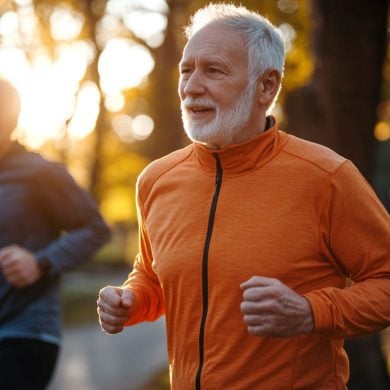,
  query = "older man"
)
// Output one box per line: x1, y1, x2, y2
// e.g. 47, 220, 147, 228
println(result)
0, 78, 111, 389
97, 4, 390, 389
